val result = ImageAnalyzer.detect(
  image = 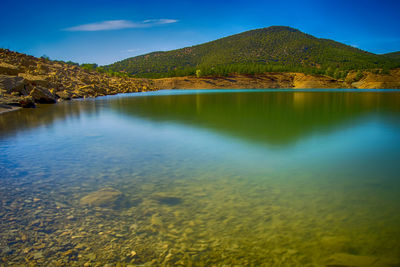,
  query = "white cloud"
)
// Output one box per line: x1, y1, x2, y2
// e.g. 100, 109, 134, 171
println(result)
142, 19, 178, 25
125, 48, 141, 53
64, 19, 178, 32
